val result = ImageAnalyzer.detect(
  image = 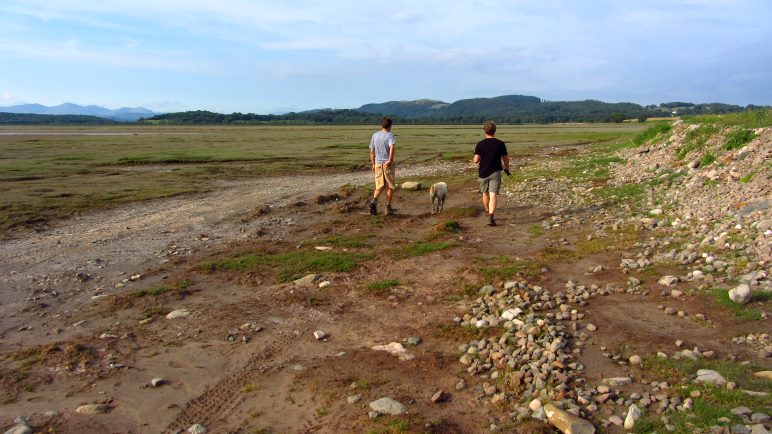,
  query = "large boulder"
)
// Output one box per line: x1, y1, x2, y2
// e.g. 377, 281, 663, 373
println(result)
729, 284, 753, 305
694, 369, 726, 385
400, 181, 422, 191
544, 403, 596, 434
369, 397, 407, 415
